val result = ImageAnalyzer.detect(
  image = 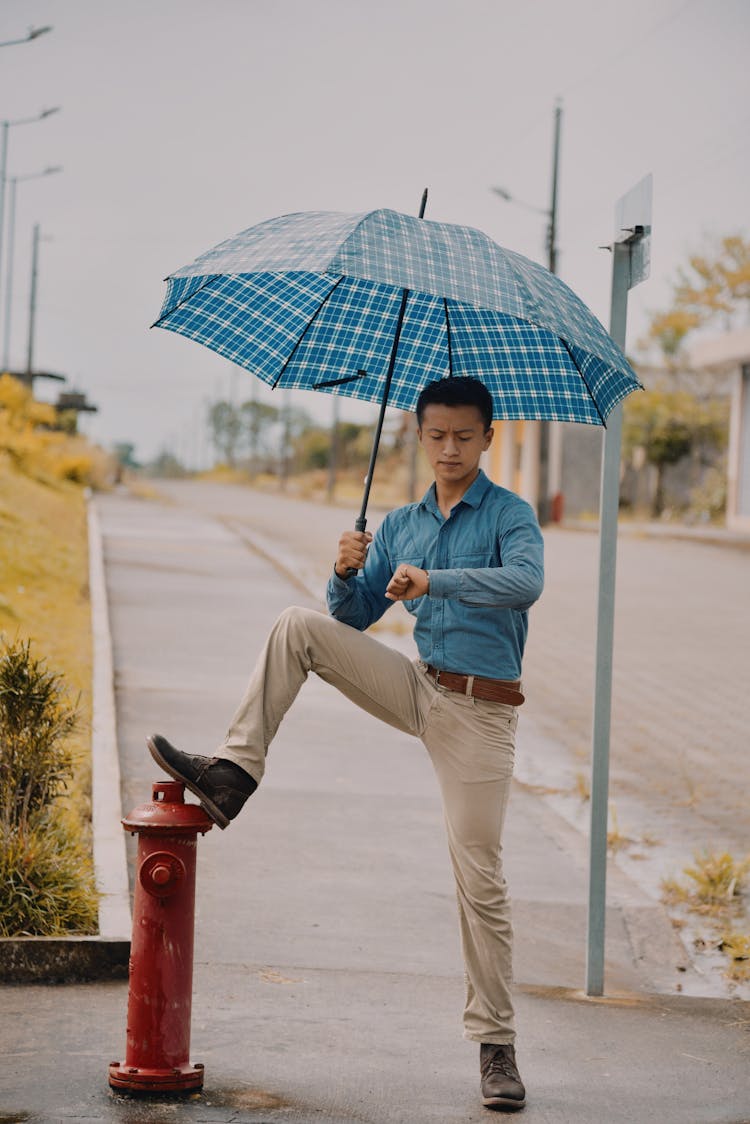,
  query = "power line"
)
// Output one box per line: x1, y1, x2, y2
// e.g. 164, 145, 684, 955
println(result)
561, 0, 699, 100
